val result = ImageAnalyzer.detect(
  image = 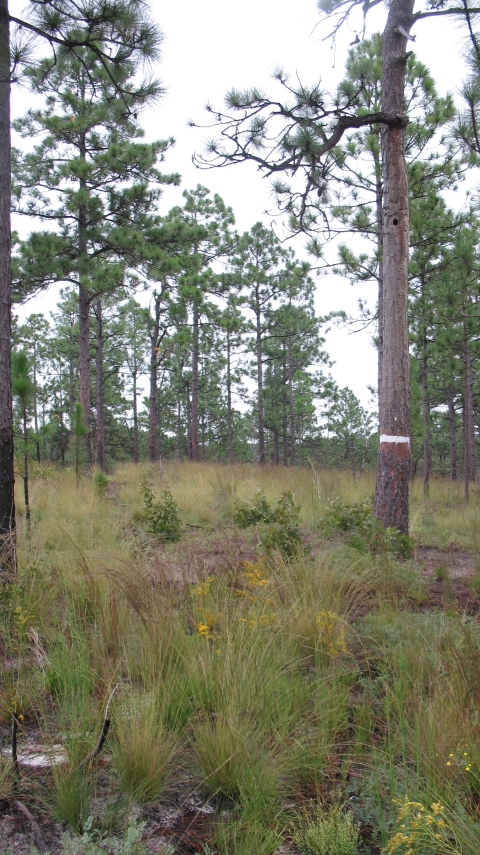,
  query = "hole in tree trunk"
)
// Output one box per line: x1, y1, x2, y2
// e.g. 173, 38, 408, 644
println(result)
393, 217, 399, 225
